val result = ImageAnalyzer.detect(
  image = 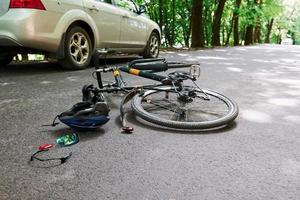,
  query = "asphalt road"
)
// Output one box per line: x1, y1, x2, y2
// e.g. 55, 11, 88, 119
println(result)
0, 45, 299, 200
